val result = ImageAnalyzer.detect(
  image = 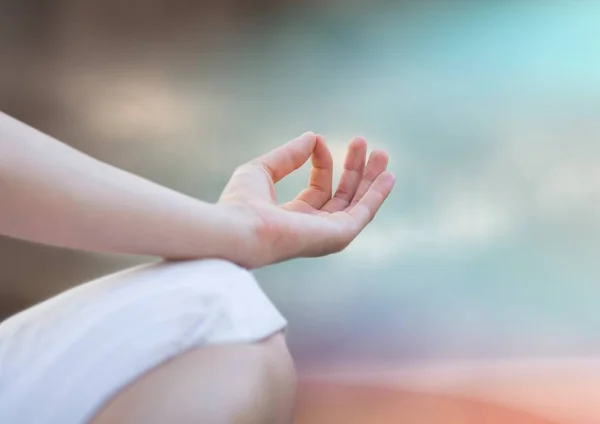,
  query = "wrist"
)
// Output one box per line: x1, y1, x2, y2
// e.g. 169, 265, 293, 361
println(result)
212, 202, 264, 269
158, 202, 243, 263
